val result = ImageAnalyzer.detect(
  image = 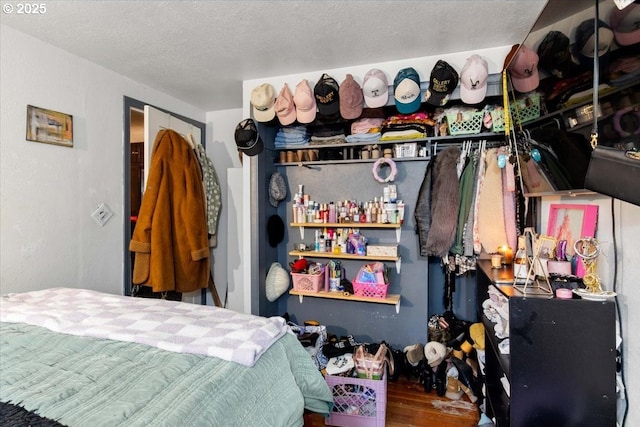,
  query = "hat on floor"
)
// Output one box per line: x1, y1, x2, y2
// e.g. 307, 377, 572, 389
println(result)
251, 83, 276, 122
268, 172, 287, 207
394, 67, 422, 114
424, 341, 448, 367
508, 45, 539, 93
362, 68, 389, 108
267, 214, 285, 247
265, 262, 289, 302
460, 54, 489, 104
403, 343, 425, 366
425, 60, 459, 106
234, 118, 264, 156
